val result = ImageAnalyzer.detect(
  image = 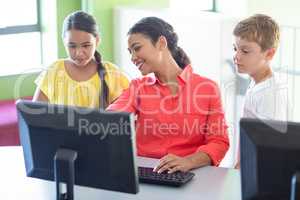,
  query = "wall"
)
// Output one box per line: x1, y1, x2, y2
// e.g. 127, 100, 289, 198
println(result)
0, 74, 37, 99
247, 0, 300, 27
82, 0, 169, 61
57, 0, 82, 58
